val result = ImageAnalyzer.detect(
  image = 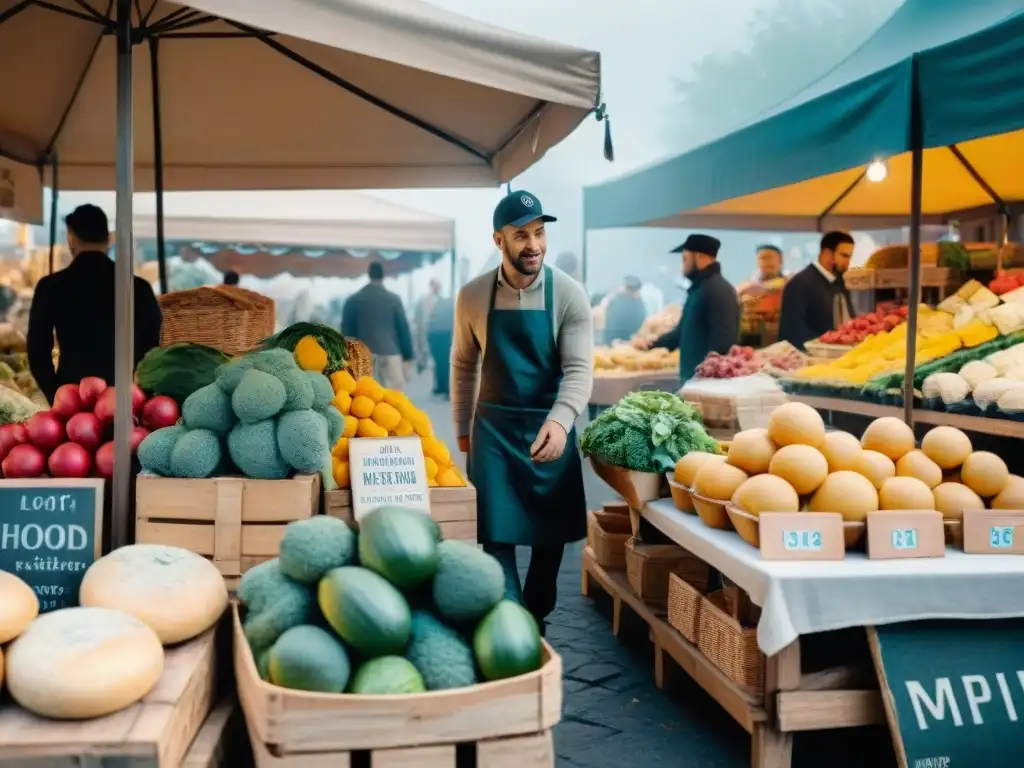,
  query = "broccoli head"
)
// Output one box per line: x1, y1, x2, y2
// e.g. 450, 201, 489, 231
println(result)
581, 418, 658, 473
